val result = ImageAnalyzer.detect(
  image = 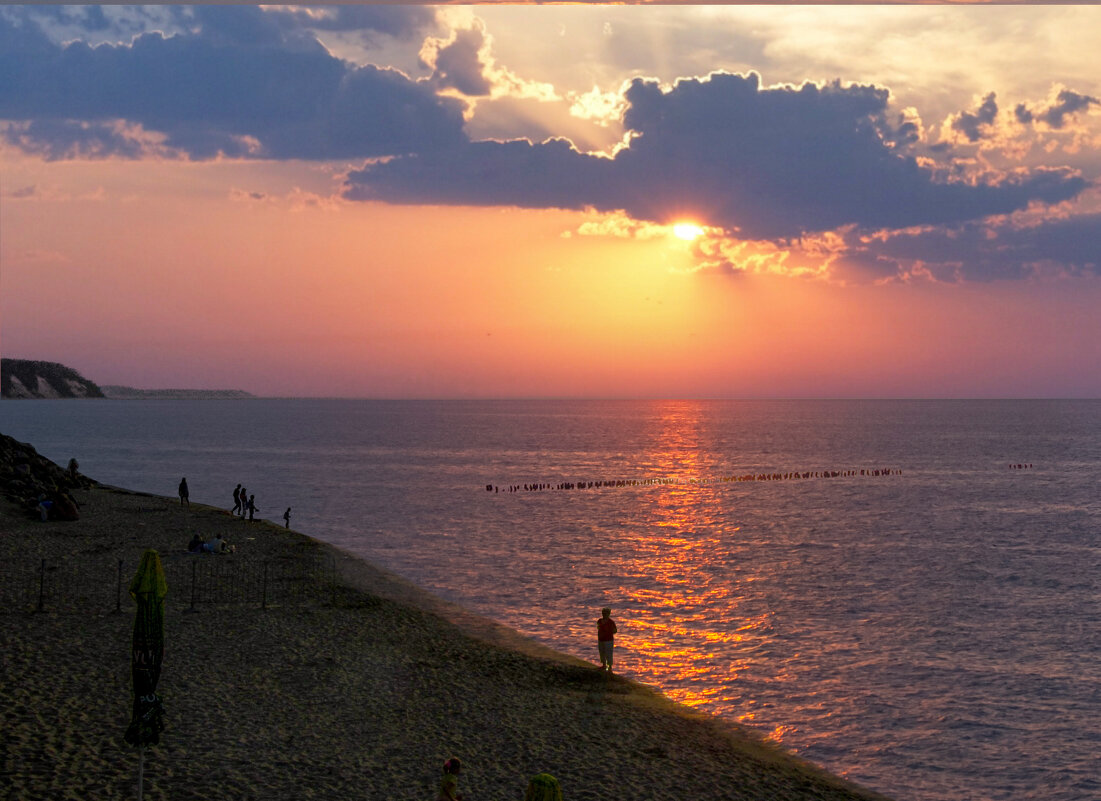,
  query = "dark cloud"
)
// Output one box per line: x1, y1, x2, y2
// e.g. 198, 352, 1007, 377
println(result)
0, 8, 465, 161
264, 6, 436, 41
1015, 89, 1098, 130
347, 72, 1088, 240
346, 137, 614, 208
183, 5, 288, 47
11, 5, 110, 33
425, 26, 493, 97
3, 119, 158, 160
890, 116, 921, 148
951, 92, 998, 143
846, 213, 1101, 282
1038, 89, 1099, 129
